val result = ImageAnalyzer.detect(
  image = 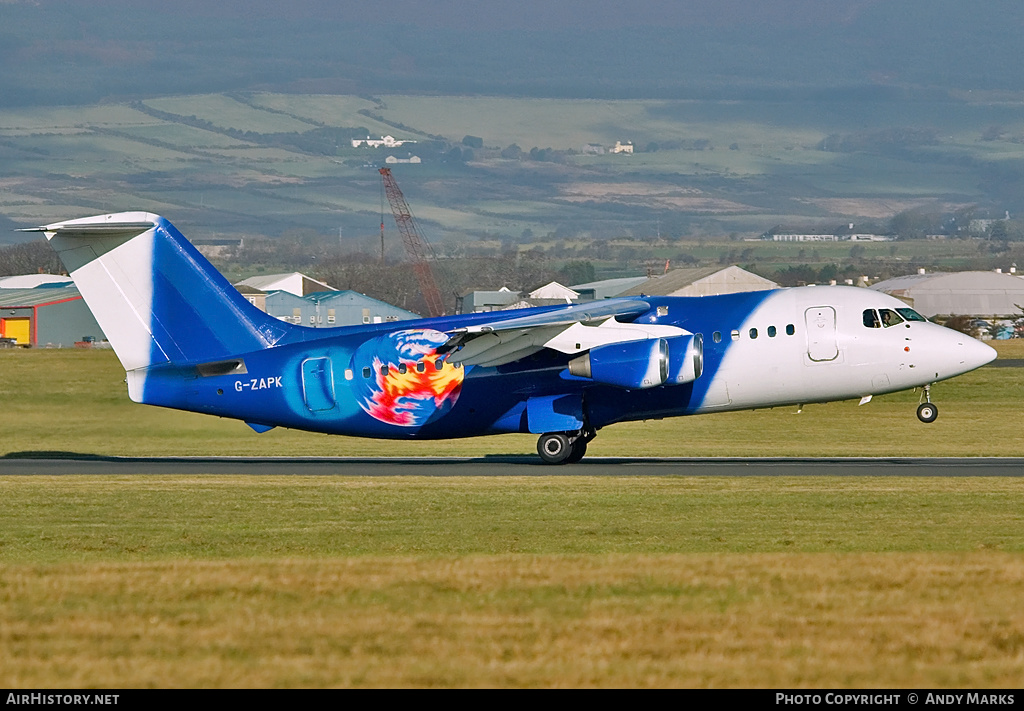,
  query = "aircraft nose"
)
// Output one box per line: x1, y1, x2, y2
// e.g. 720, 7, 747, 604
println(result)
957, 334, 997, 372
